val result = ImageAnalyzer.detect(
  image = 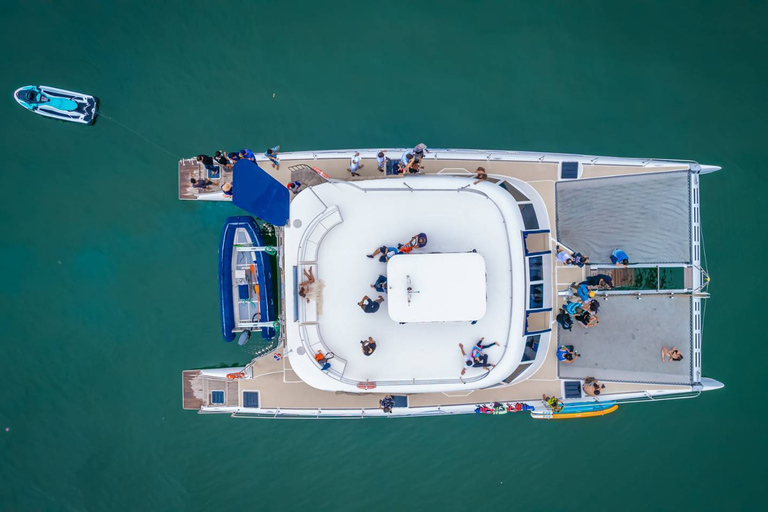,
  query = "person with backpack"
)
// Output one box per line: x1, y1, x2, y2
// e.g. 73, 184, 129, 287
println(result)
611, 248, 630, 266
556, 308, 573, 331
